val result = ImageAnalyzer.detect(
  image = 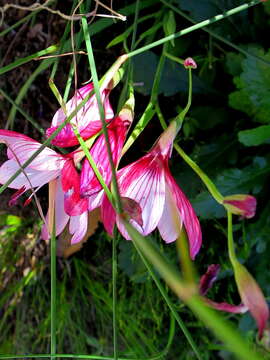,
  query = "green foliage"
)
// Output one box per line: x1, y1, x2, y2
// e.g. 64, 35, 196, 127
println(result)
228, 47, 270, 123
238, 124, 270, 146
